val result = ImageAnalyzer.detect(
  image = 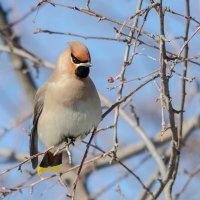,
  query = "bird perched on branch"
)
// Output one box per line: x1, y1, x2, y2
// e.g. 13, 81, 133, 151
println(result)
30, 41, 102, 174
